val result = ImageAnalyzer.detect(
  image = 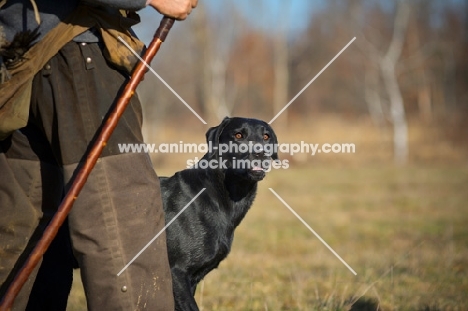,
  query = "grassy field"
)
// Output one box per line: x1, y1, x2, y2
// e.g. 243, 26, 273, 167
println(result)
67, 164, 468, 310
65, 116, 467, 310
